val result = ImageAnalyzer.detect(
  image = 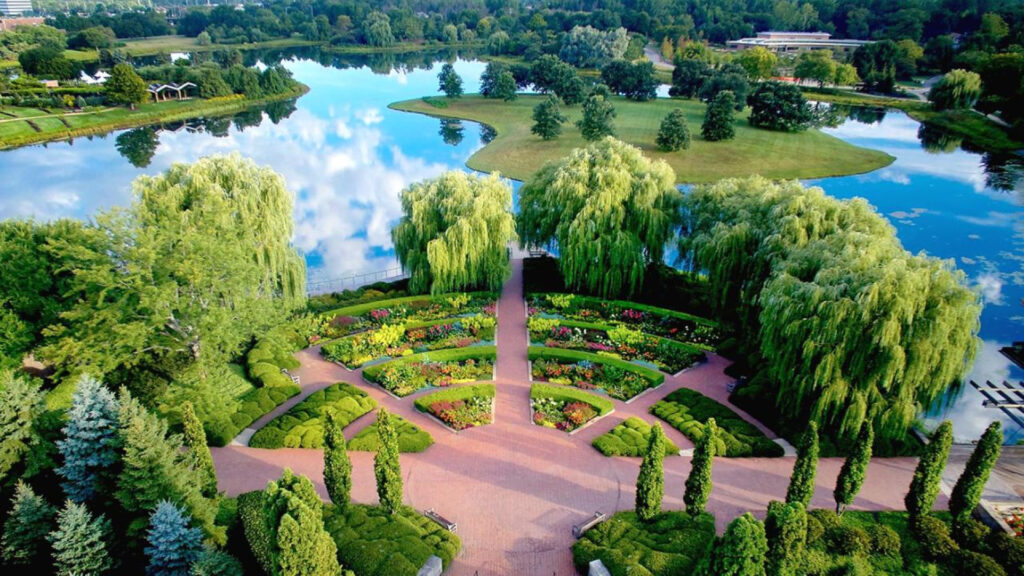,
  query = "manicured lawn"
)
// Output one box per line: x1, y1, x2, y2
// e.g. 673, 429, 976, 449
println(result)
348, 413, 434, 453
389, 94, 894, 183
592, 417, 680, 457
650, 388, 783, 457
572, 511, 716, 576
248, 383, 377, 449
